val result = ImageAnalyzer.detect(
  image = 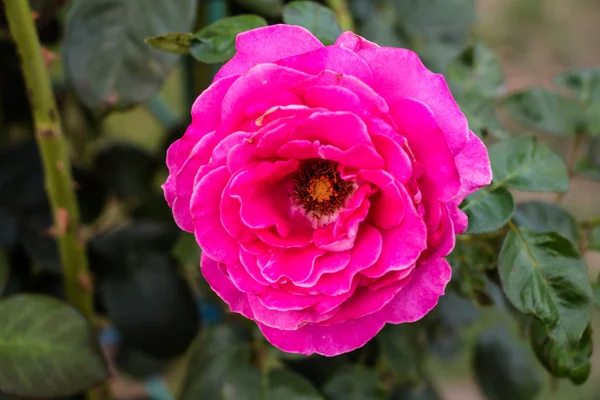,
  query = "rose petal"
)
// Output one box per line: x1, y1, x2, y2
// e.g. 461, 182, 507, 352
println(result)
277, 45, 373, 86
361, 185, 426, 279
256, 257, 450, 356
358, 47, 468, 155
390, 98, 461, 202
215, 24, 323, 80
200, 254, 253, 319
335, 32, 379, 52
221, 64, 309, 128
191, 166, 239, 266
